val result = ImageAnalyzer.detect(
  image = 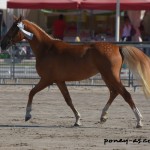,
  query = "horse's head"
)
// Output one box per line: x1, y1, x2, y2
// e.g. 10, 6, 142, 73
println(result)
1, 16, 25, 50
